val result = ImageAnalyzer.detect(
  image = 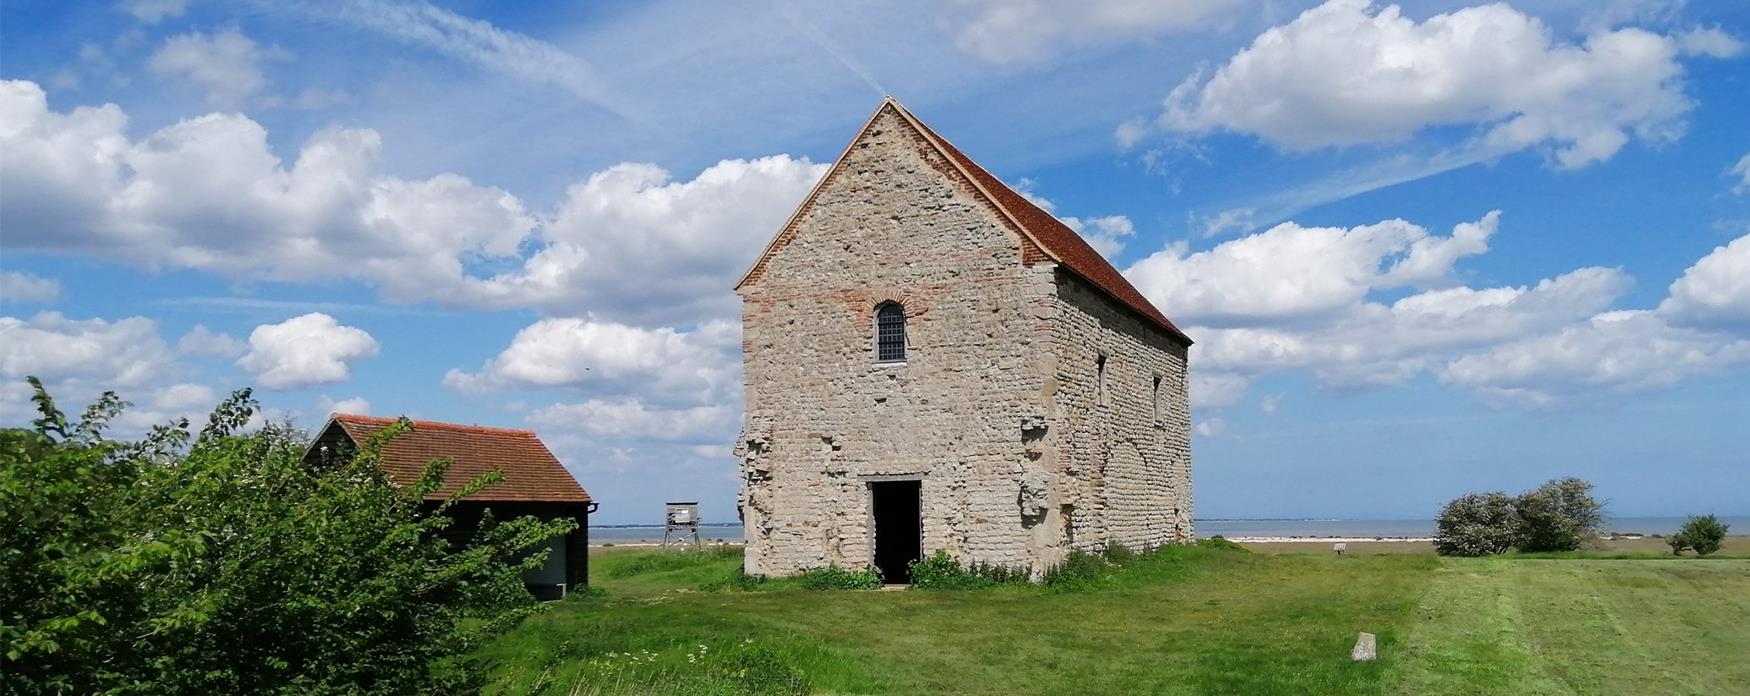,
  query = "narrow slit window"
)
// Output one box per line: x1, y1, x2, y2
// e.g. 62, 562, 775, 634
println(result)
1153, 374, 1162, 423
1096, 355, 1107, 407
876, 302, 906, 362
